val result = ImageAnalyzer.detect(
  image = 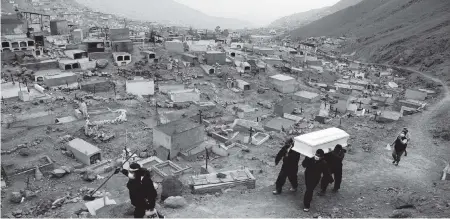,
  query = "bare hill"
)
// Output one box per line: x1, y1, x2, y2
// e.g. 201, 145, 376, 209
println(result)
268, 0, 362, 29
291, 0, 450, 82
75, 0, 254, 29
